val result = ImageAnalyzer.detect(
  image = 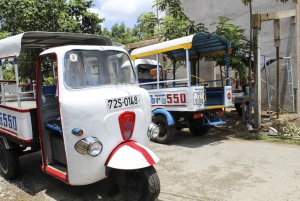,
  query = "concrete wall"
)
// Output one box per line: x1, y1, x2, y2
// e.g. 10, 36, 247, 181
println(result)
182, 0, 298, 113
